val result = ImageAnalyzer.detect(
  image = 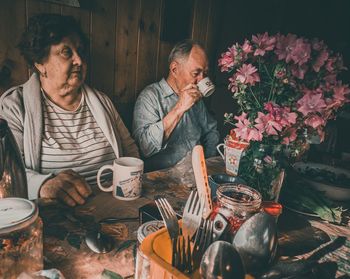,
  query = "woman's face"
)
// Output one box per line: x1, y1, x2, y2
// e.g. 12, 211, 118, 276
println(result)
37, 35, 87, 93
